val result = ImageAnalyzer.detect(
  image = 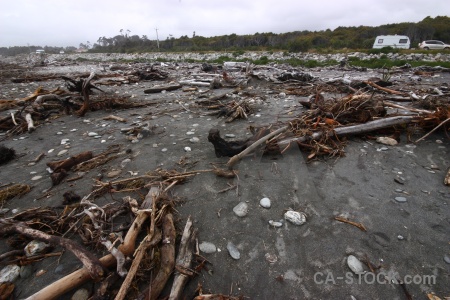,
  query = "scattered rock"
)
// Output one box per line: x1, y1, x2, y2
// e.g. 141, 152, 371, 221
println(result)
189, 137, 200, 143
19, 265, 33, 279
233, 202, 248, 217
24, 240, 51, 257
265, 253, 278, 264
260, 197, 271, 208
227, 241, 240, 260
394, 196, 407, 203
376, 136, 398, 146
394, 176, 405, 184
199, 241, 217, 254
268, 220, 283, 227
347, 255, 364, 274
284, 210, 306, 225
71, 288, 90, 300
0, 264, 20, 283
444, 254, 450, 264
